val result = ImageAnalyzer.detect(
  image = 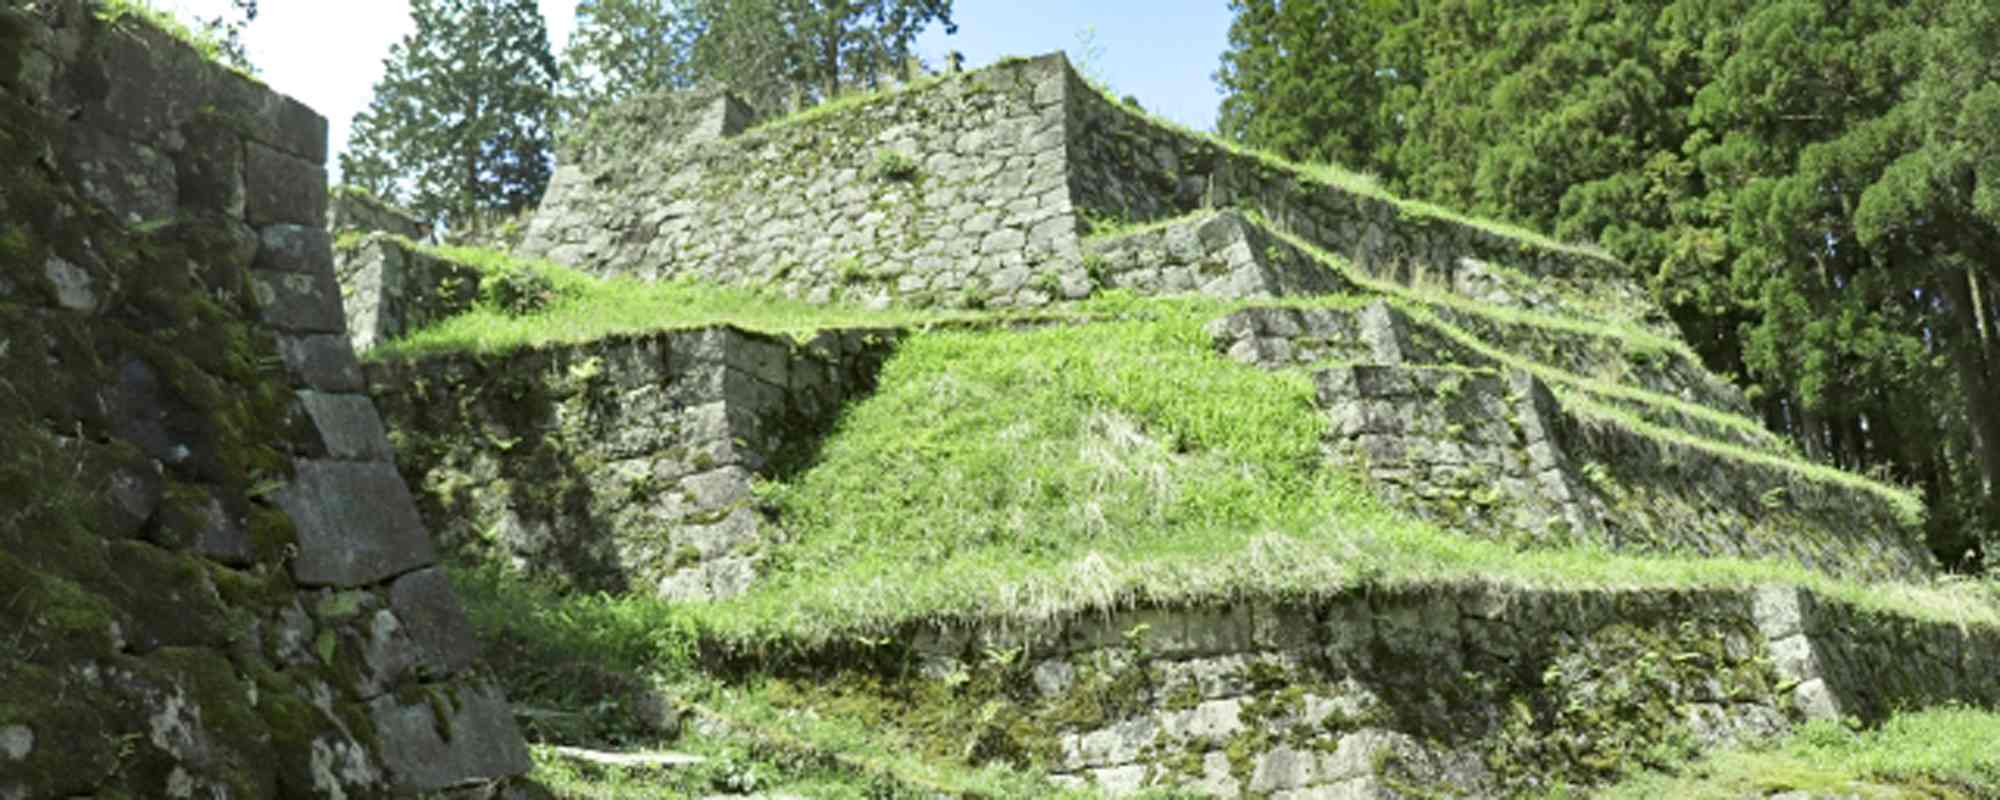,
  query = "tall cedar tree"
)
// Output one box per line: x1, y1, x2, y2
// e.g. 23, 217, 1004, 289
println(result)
341, 0, 559, 229
561, 0, 953, 118
1215, 0, 2000, 564
562, 0, 693, 115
